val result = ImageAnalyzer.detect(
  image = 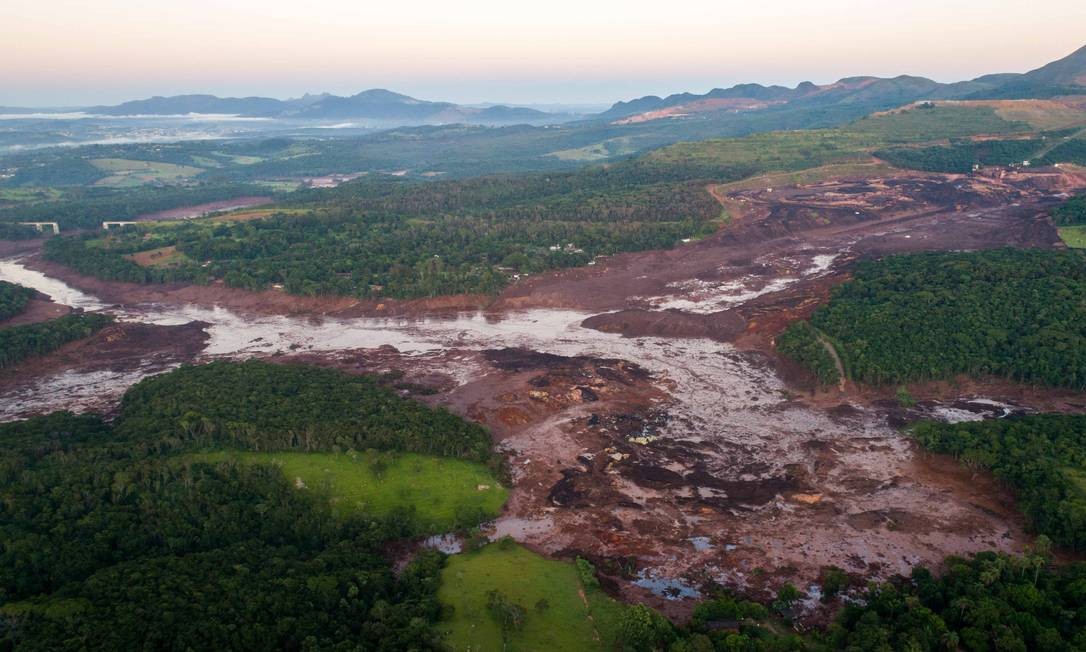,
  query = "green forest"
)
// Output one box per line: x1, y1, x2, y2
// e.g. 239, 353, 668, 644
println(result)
780, 248, 1086, 388
873, 137, 1042, 173
1054, 194, 1086, 226
873, 131, 1086, 173
913, 414, 1086, 550
0, 361, 502, 650
0, 281, 34, 322
0, 223, 41, 240
40, 168, 722, 298
114, 360, 495, 462
0, 313, 113, 369
775, 321, 841, 387
0, 183, 273, 230
1, 362, 1083, 650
